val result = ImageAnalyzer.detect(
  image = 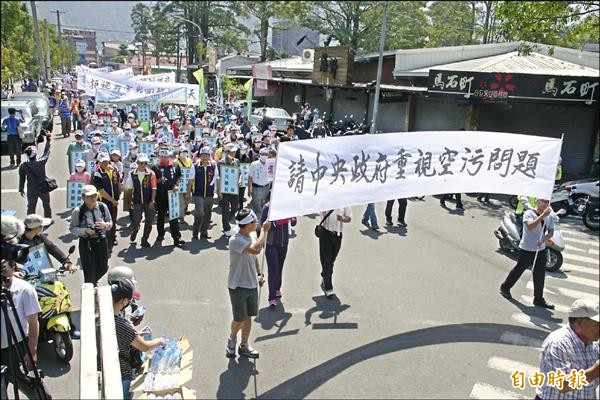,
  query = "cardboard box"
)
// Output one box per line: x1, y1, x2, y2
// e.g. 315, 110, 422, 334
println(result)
131, 336, 193, 394
135, 386, 196, 400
